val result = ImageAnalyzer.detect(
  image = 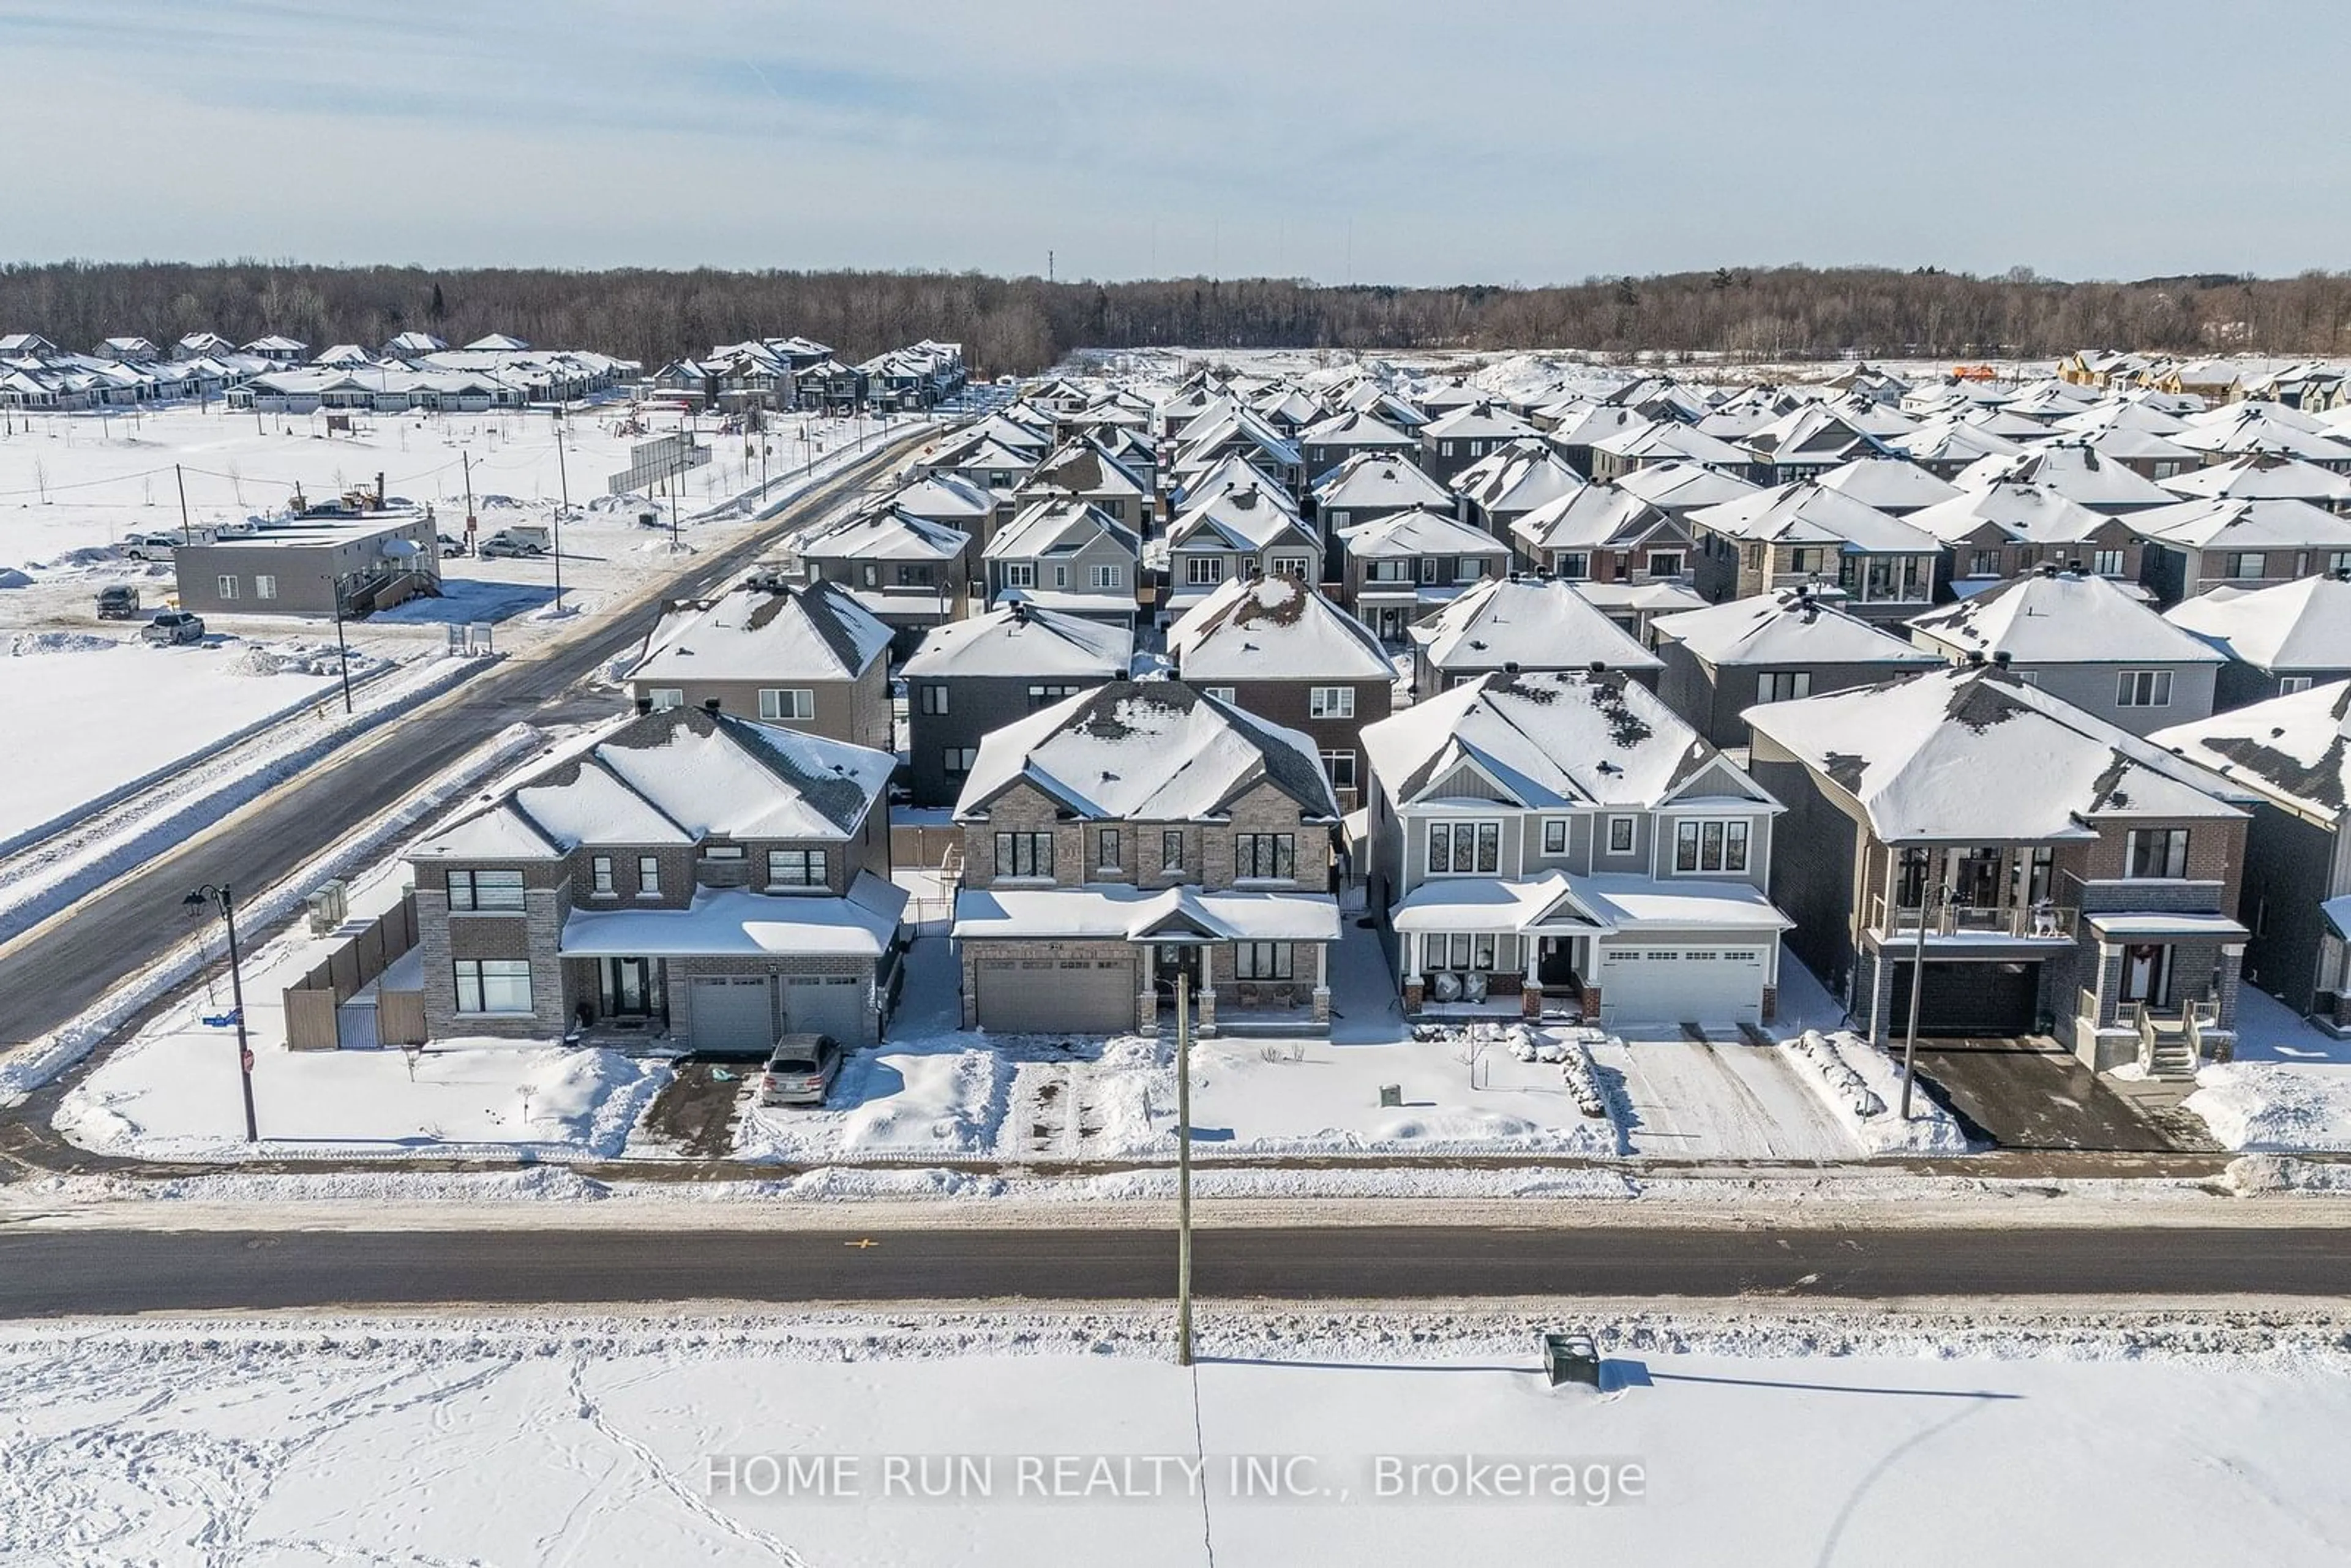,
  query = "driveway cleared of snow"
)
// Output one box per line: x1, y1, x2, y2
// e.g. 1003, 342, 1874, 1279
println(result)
1594, 1035, 1861, 1160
